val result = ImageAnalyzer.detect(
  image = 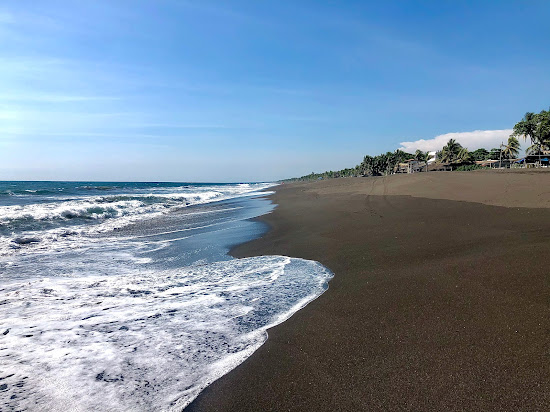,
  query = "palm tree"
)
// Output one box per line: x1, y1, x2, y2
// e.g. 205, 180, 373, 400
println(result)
526, 144, 542, 155
440, 139, 462, 164
440, 148, 451, 163
513, 111, 548, 165
502, 136, 521, 159
360, 155, 374, 176
513, 112, 538, 145
539, 109, 550, 146
445, 139, 462, 154
457, 147, 471, 163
